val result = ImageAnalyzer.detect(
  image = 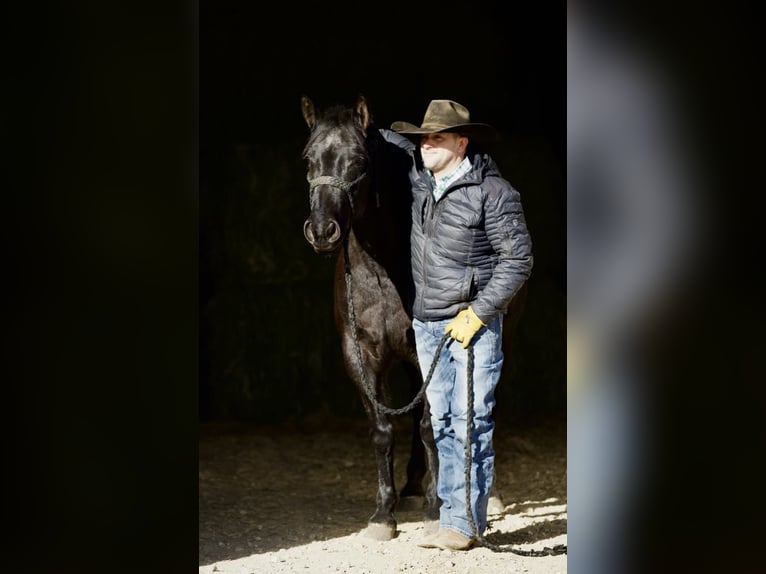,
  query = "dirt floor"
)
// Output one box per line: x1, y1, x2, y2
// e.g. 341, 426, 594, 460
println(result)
199, 413, 567, 573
